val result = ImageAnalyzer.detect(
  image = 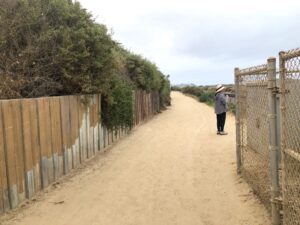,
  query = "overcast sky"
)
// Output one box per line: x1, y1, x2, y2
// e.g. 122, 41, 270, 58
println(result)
77, 0, 300, 85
